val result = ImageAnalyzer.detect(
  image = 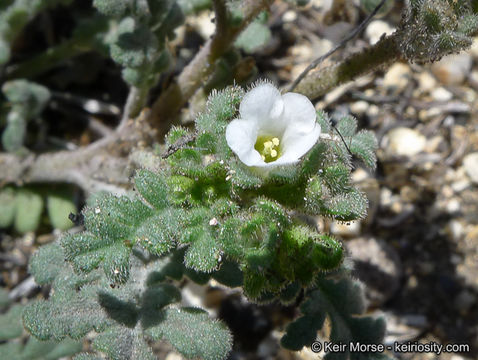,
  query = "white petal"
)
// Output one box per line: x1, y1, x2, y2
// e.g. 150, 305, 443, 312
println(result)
225, 119, 264, 167
239, 83, 285, 134
279, 124, 321, 163
281, 92, 317, 133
